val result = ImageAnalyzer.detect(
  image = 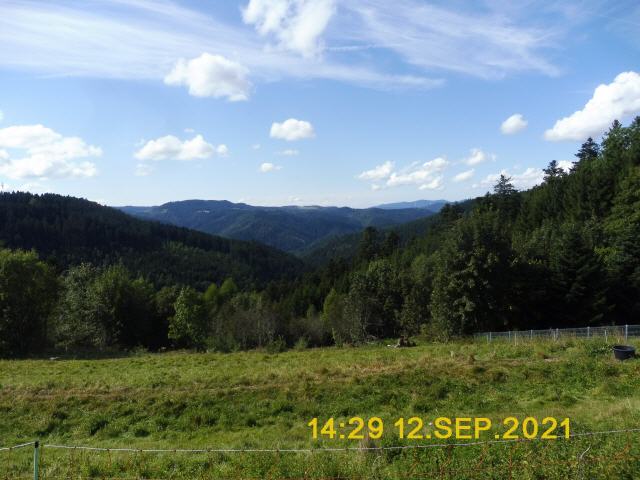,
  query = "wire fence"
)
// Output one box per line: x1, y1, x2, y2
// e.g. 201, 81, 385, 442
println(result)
474, 324, 640, 343
2, 428, 640, 479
